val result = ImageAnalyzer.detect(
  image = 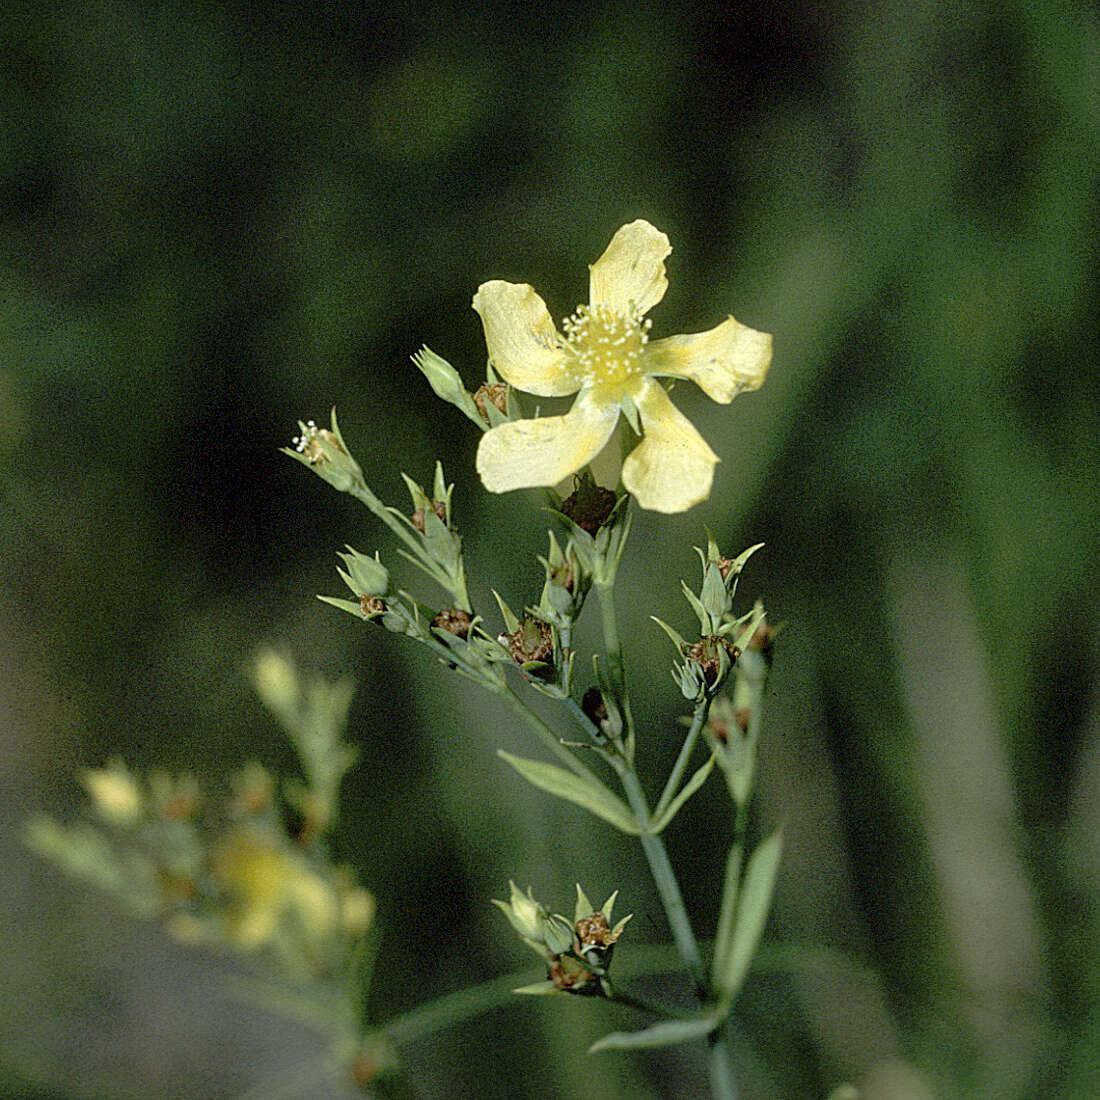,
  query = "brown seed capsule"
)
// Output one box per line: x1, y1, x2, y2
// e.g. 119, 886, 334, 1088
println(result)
684, 636, 740, 686
560, 481, 618, 534
410, 499, 448, 533
716, 555, 736, 581
548, 954, 597, 993
581, 686, 608, 728
360, 595, 386, 617
432, 607, 472, 639
473, 382, 508, 421
505, 617, 554, 665
575, 910, 623, 952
